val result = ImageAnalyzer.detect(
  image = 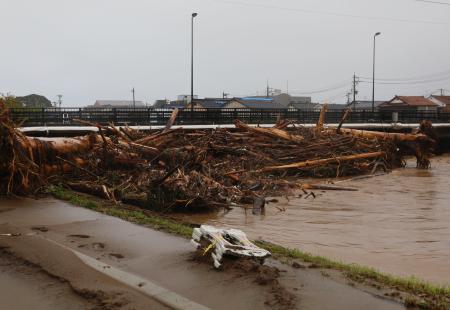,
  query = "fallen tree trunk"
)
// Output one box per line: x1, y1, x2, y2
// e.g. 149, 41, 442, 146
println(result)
316, 104, 328, 130
235, 120, 304, 143
332, 128, 433, 143
256, 151, 386, 173
164, 108, 179, 133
